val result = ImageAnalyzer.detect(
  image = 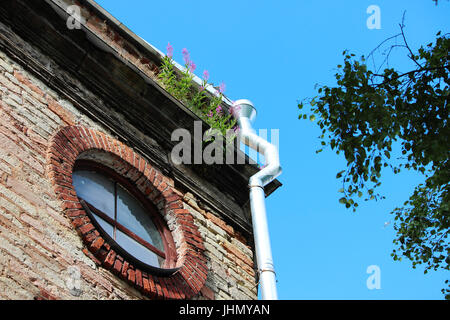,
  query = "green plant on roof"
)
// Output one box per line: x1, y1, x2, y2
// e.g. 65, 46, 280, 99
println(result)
158, 43, 237, 143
